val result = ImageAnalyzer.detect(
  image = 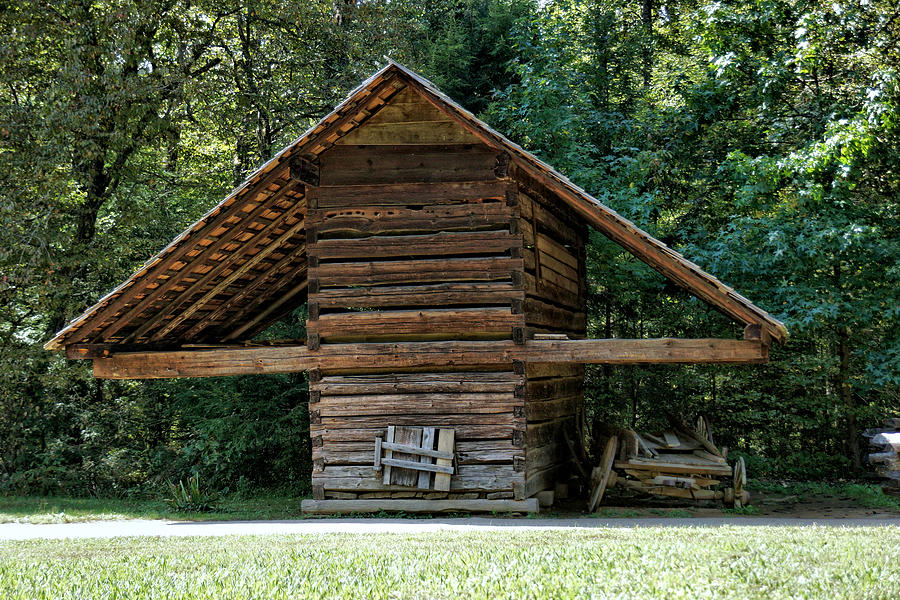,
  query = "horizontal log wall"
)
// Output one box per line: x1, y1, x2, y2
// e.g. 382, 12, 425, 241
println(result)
310, 372, 526, 499
523, 362, 584, 497
517, 174, 589, 496
307, 91, 526, 347
305, 91, 529, 501
516, 184, 588, 338
335, 87, 483, 147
